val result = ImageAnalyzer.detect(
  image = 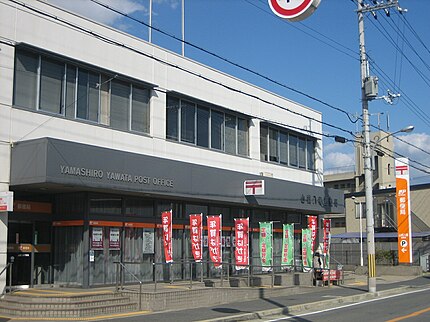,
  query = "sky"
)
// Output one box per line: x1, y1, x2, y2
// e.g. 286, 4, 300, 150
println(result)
46, 0, 430, 185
